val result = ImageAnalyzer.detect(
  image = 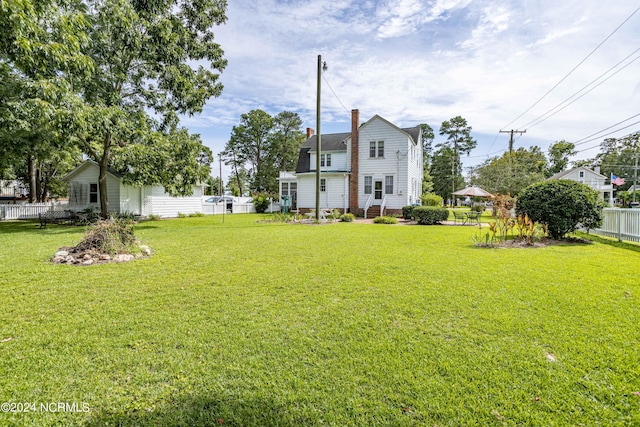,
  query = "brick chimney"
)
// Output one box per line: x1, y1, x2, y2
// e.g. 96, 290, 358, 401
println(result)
349, 109, 360, 214
306, 127, 315, 139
